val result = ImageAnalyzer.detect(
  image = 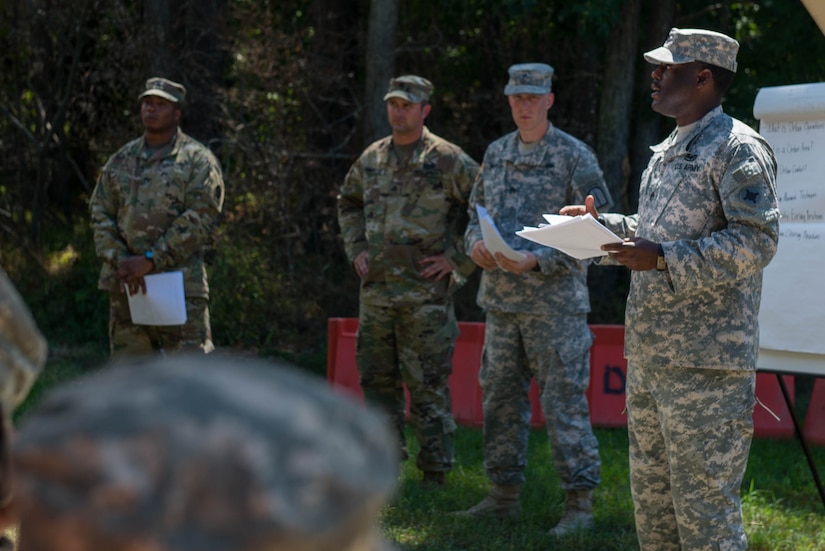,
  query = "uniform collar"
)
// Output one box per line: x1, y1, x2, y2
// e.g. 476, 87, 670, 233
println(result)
651, 105, 724, 154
